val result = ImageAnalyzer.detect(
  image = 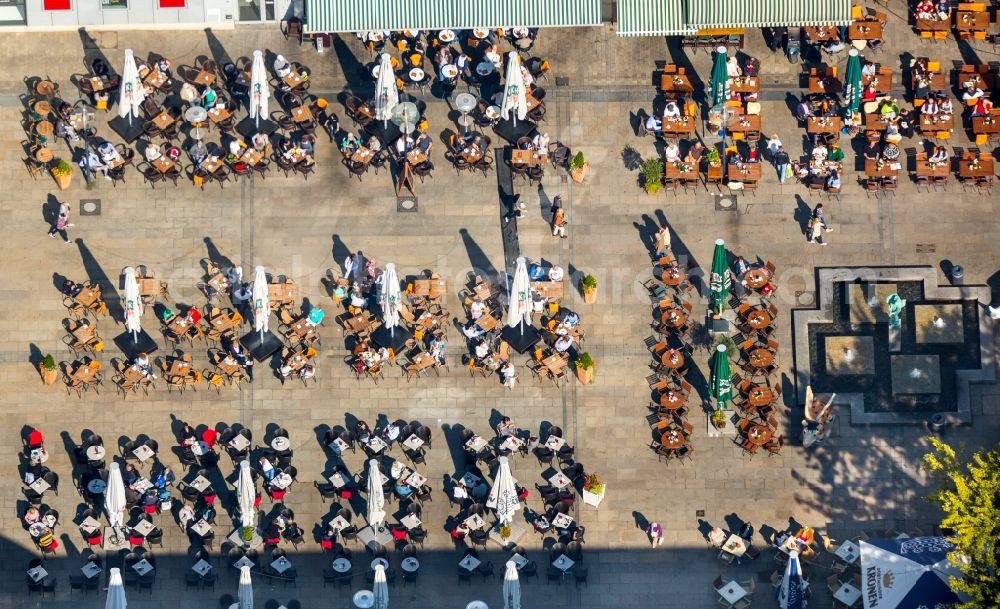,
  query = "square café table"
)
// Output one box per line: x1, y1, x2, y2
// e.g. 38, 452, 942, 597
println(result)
192, 559, 212, 576
132, 559, 154, 576
459, 555, 481, 571
402, 434, 424, 450
271, 556, 293, 574
190, 475, 212, 492
718, 581, 747, 604
552, 554, 575, 572
133, 444, 155, 463
234, 556, 255, 569
400, 514, 422, 530
835, 540, 860, 564
190, 519, 212, 537
133, 519, 156, 537
548, 472, 571, 489
80, 516, 101, 534
81, 561, 102, 579
835, 583, 862, 606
